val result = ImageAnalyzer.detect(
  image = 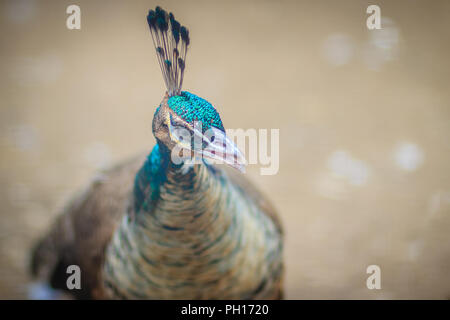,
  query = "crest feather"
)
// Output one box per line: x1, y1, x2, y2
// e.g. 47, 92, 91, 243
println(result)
147, 7, 190, 97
